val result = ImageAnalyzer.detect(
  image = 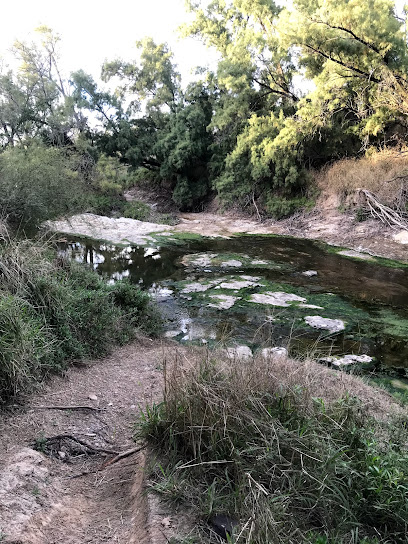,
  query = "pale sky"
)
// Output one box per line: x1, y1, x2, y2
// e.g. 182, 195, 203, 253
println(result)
0, 0, 406, 87
0, 0, 216, 83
